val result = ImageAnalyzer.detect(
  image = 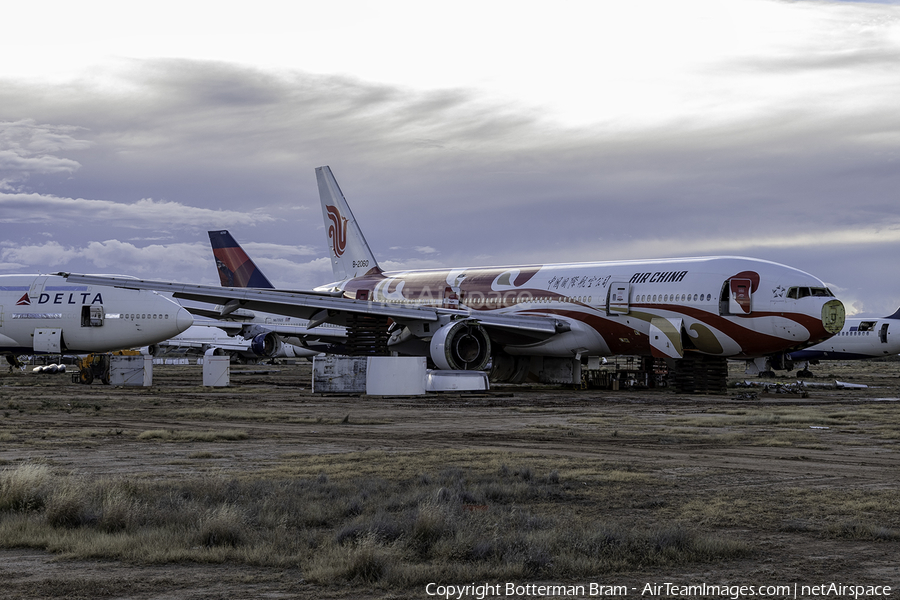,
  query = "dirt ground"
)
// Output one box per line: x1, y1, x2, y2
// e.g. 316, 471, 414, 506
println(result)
1, 358, 898, 599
